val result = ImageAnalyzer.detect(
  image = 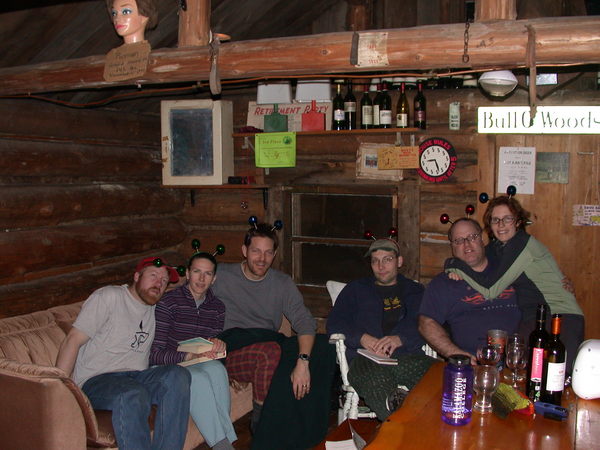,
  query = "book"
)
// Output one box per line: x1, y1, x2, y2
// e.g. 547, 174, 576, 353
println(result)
357, 348, 398, 365
178, 350, 227, 367
177, 336, 214, 354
